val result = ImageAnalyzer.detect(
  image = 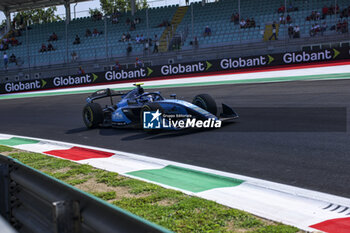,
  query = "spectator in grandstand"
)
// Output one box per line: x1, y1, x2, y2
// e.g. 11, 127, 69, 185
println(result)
230, 13, 235, 22
3, 52, 8, 69
85, 29, 92, 37
136, 34, 141, 43
329, 5, 339, 15
140, 34, 145, 42
246, 18, 251, 27
10, 37, 20, 46
240, 19, 246, 29
39, 43, 47, 52
321, 22, 327, 35
135, 58, 143, 68
309, 25, 315, 37
126, 32, 131, 41
314, 23, 321, 33
286, 15, 292, 24
279, 15, 286, 24
336, 20, 342, 33
47, 43, 55, 51
316, 12, 321, 20
71, 51, 78, 62
203, 26, 211, 37
153, 35, 159, 53
134, 17, 141, 24
92, 11, 102, 21
113, 60, 121, 70
278, 5, 285, 14
269, 22, 277, 40
231, 13, 239, 24
322, 6, 329, 19
340, 7, 350, 18
127, 43, 132, 55
335, 4, 340, 14
287, 3, 298, 12
9, 53, 17, 65
310, 24, 320, 37
93, 28, 101, 37
190, 36, 199, 49
288, 24, 294, 39
306, 15, 310, 21
112, 14, 119, 24
126, 17, 131, 25
143, 40, 149, 54
293, 25, 300, 38
157, 19, 171, 27
121, 33, 126, 42
2, 38, 9, 44
48, 32, 58, 41
172, 36, 182, 50
0, 40, 8, 51
130, 21, 136, 31
73, 35, 81, 45
78, 66, 85, 75
310, 11, 317, 21
308, 11, 317, 21
250, 18, 256, 28
341, 20, 348, 33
